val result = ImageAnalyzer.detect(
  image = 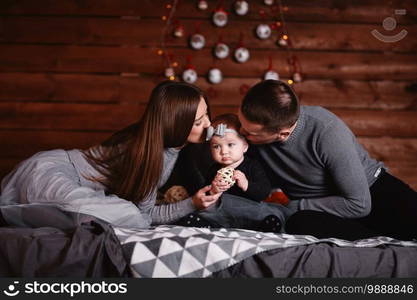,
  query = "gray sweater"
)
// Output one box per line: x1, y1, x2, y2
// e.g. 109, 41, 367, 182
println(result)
256, 106, 384, 218
138, 148, 195, 225
0, 147, 195, 229
83, 147, 196, 225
